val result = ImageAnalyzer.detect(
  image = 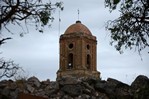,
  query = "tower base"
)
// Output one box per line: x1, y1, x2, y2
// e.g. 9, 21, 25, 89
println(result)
57, 69, 100, 80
